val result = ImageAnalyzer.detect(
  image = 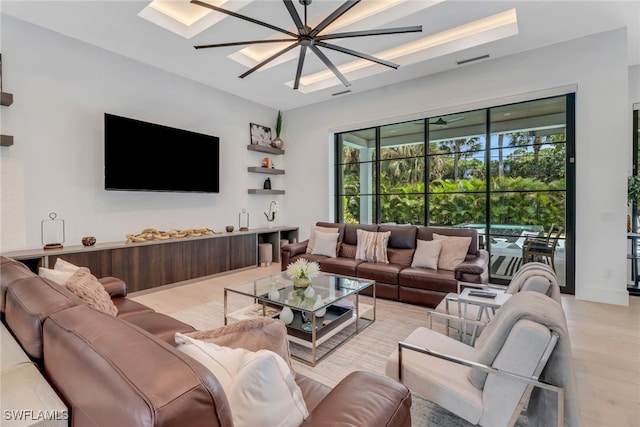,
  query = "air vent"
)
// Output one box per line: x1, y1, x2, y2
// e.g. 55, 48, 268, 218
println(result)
332, 90, 352, 97
456, 54, 490, 65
